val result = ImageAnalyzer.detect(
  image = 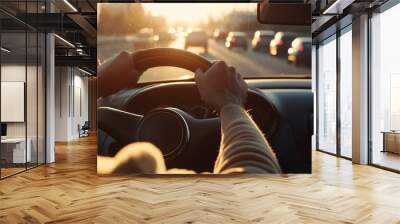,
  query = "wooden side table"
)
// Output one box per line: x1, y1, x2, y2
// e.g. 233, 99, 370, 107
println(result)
382, 131, 400, 154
